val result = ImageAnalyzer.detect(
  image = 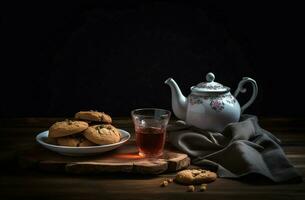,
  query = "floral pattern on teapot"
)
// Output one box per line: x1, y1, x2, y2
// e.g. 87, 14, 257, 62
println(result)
189, 93, 236, 112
